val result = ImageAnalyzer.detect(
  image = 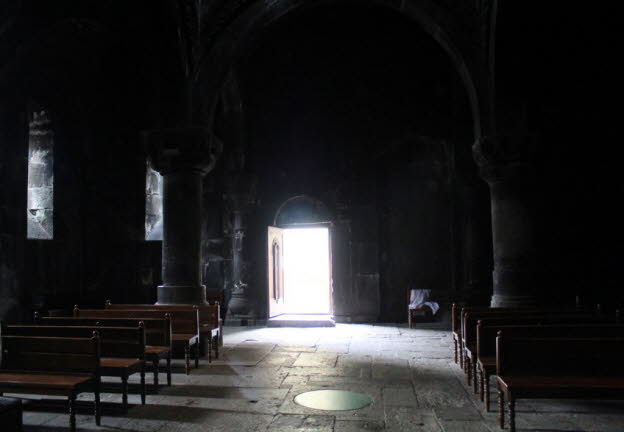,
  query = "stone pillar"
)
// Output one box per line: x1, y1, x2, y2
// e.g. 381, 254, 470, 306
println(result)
473, 135, 538, 307
457, 180, 493, 302
143, 127, 221, 304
